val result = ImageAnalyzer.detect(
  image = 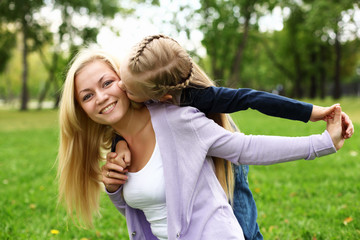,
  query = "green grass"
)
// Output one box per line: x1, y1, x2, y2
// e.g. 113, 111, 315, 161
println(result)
0, 110, 128, 240
0, 97, 359, 239
231, 97, 360, 240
